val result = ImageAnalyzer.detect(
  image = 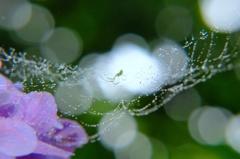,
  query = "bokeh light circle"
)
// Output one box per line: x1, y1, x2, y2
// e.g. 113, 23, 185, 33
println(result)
188, 106, 233, 145
152, 39, 189, 85
11, 4, 55, 44
41, 27, 82, 63
98, 110, 137, 150
155, 5, 193, 41
114, 132, 152, 159
55, 79, 93, 115
199, 0, 240, 32
164, 88, 201, 121
225, 115, 240, 153
0, 0, 31, 30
